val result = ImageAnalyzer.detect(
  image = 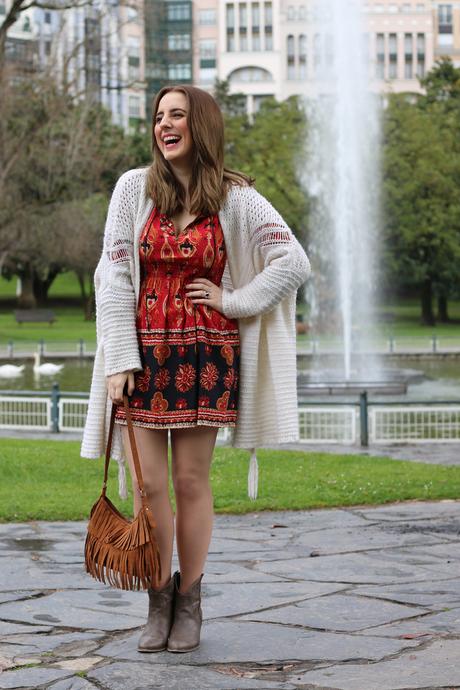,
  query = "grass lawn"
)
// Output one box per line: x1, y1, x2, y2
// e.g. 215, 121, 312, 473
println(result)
0, 439, 459, 521
2, 272, 460, 346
